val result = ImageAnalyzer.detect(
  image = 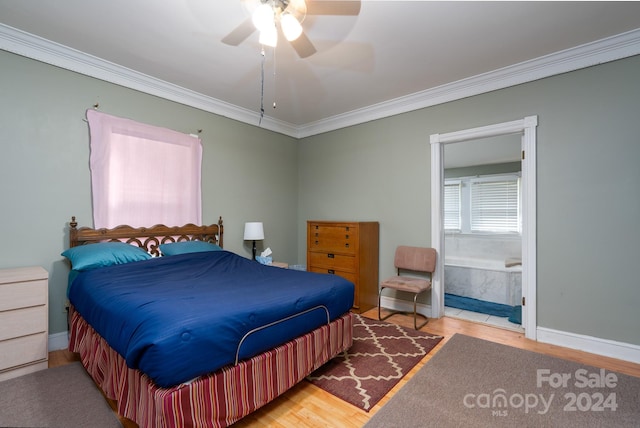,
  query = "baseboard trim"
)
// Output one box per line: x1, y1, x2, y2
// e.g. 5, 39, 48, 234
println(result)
379, 295, 432, 318
381, 296, 640, 364
537, 327, 640, 365
48, 331, 69, 352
